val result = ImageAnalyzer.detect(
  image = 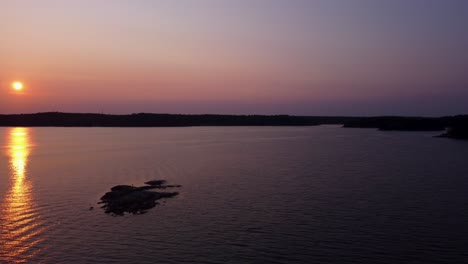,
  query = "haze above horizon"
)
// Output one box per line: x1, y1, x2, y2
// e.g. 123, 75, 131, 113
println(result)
1, 0, 467, 116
